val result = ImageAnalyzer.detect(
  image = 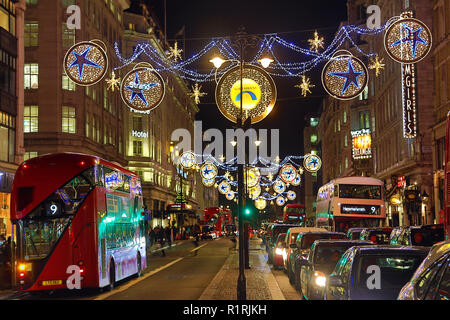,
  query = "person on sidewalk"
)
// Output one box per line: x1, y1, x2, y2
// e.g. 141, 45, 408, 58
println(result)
159, 229, 166, 257
149, 227, 155, 247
